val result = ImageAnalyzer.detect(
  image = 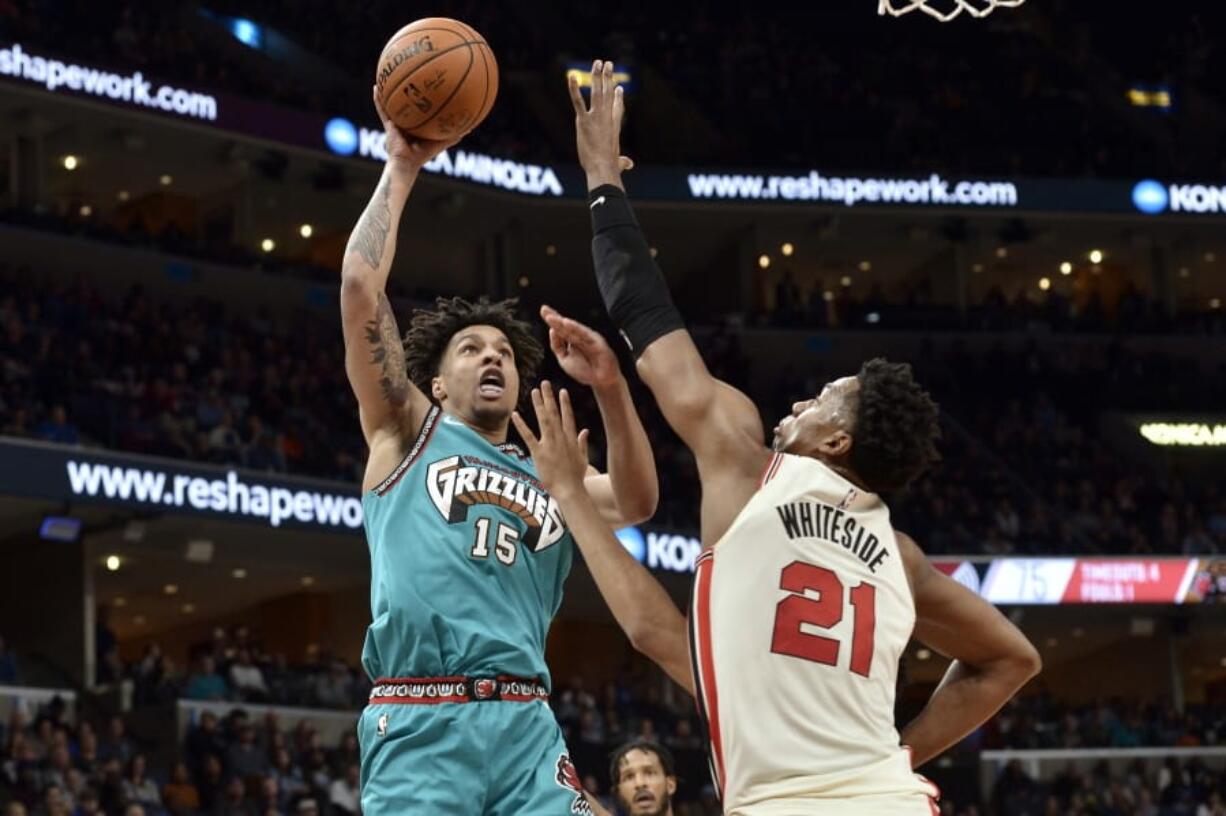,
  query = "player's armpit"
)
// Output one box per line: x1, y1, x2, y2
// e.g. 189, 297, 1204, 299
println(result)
898, 532, 1042, 766
635, 330, 765, 469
